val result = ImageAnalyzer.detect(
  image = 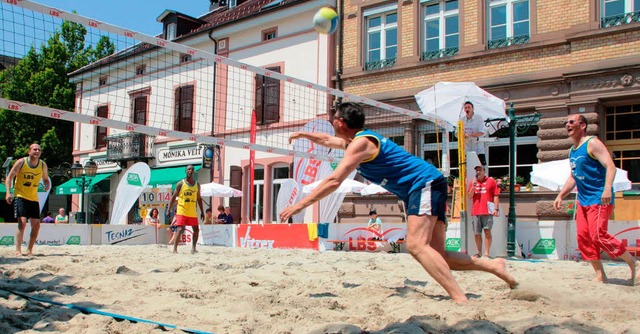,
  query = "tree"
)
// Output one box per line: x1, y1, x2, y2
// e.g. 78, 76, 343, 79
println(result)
0, 19, 115, 183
